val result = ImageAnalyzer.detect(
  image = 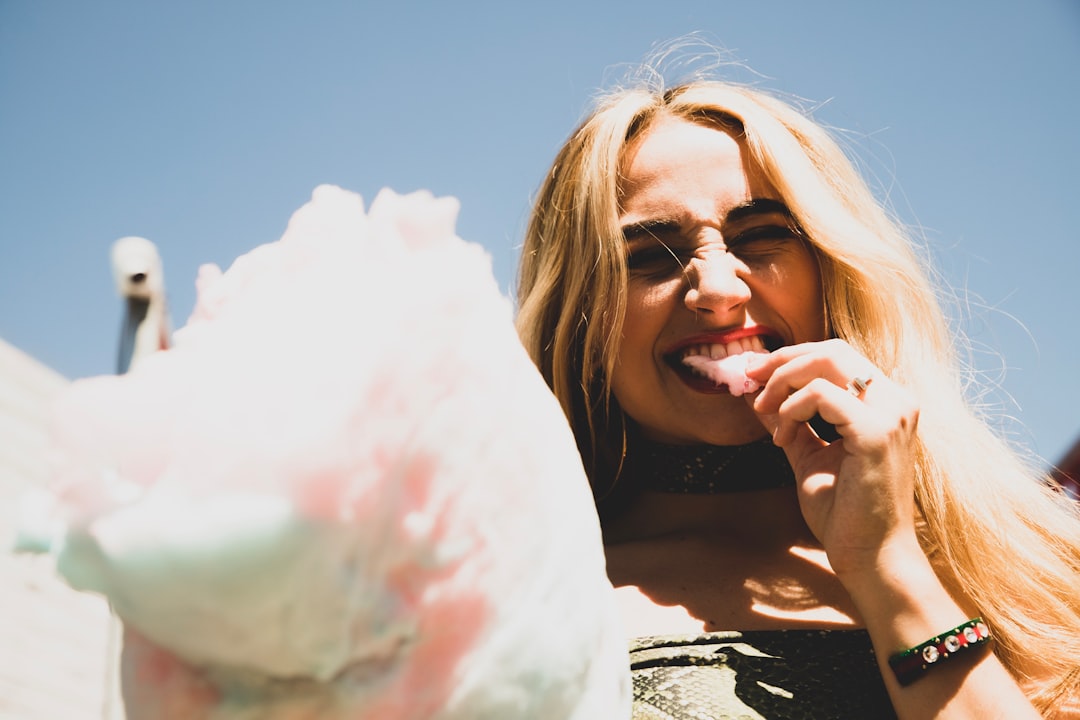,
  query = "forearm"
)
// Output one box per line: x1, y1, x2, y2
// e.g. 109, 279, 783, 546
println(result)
840, 538, 1040, 720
